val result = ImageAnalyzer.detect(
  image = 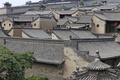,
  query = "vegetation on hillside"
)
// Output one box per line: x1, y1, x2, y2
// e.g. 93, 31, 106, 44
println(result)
0, 45, 48, 80
26, 76, 48, 80
79, 0, 84, 6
